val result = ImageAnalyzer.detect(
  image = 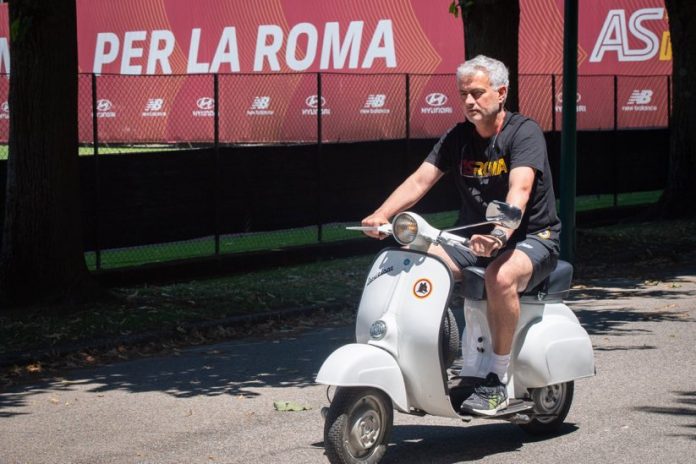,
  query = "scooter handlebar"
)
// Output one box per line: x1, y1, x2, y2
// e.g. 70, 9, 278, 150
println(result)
345, 224, 393, 235
439, 231, 471, 250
